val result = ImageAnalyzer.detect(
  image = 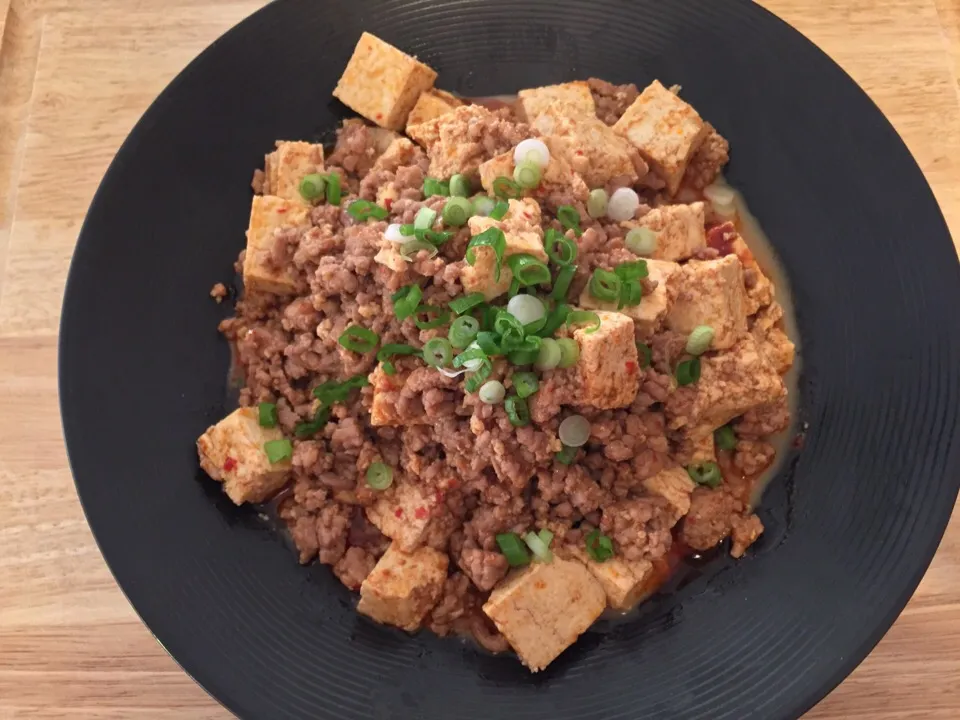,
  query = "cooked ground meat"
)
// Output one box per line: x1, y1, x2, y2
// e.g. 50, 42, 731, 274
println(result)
588, 77, 639, 125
